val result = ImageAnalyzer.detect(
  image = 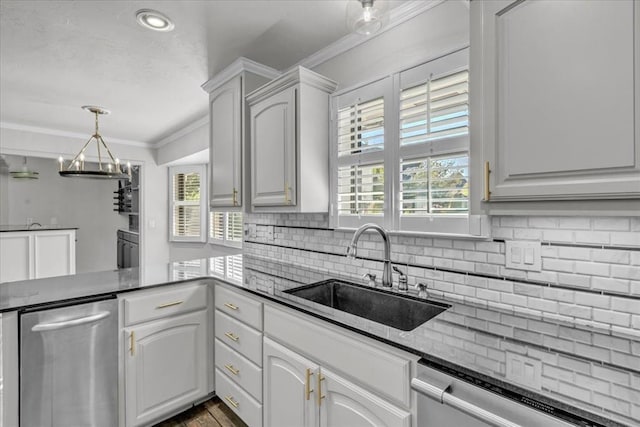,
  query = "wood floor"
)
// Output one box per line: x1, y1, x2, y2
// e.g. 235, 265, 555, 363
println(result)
153, 397, 248, 427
